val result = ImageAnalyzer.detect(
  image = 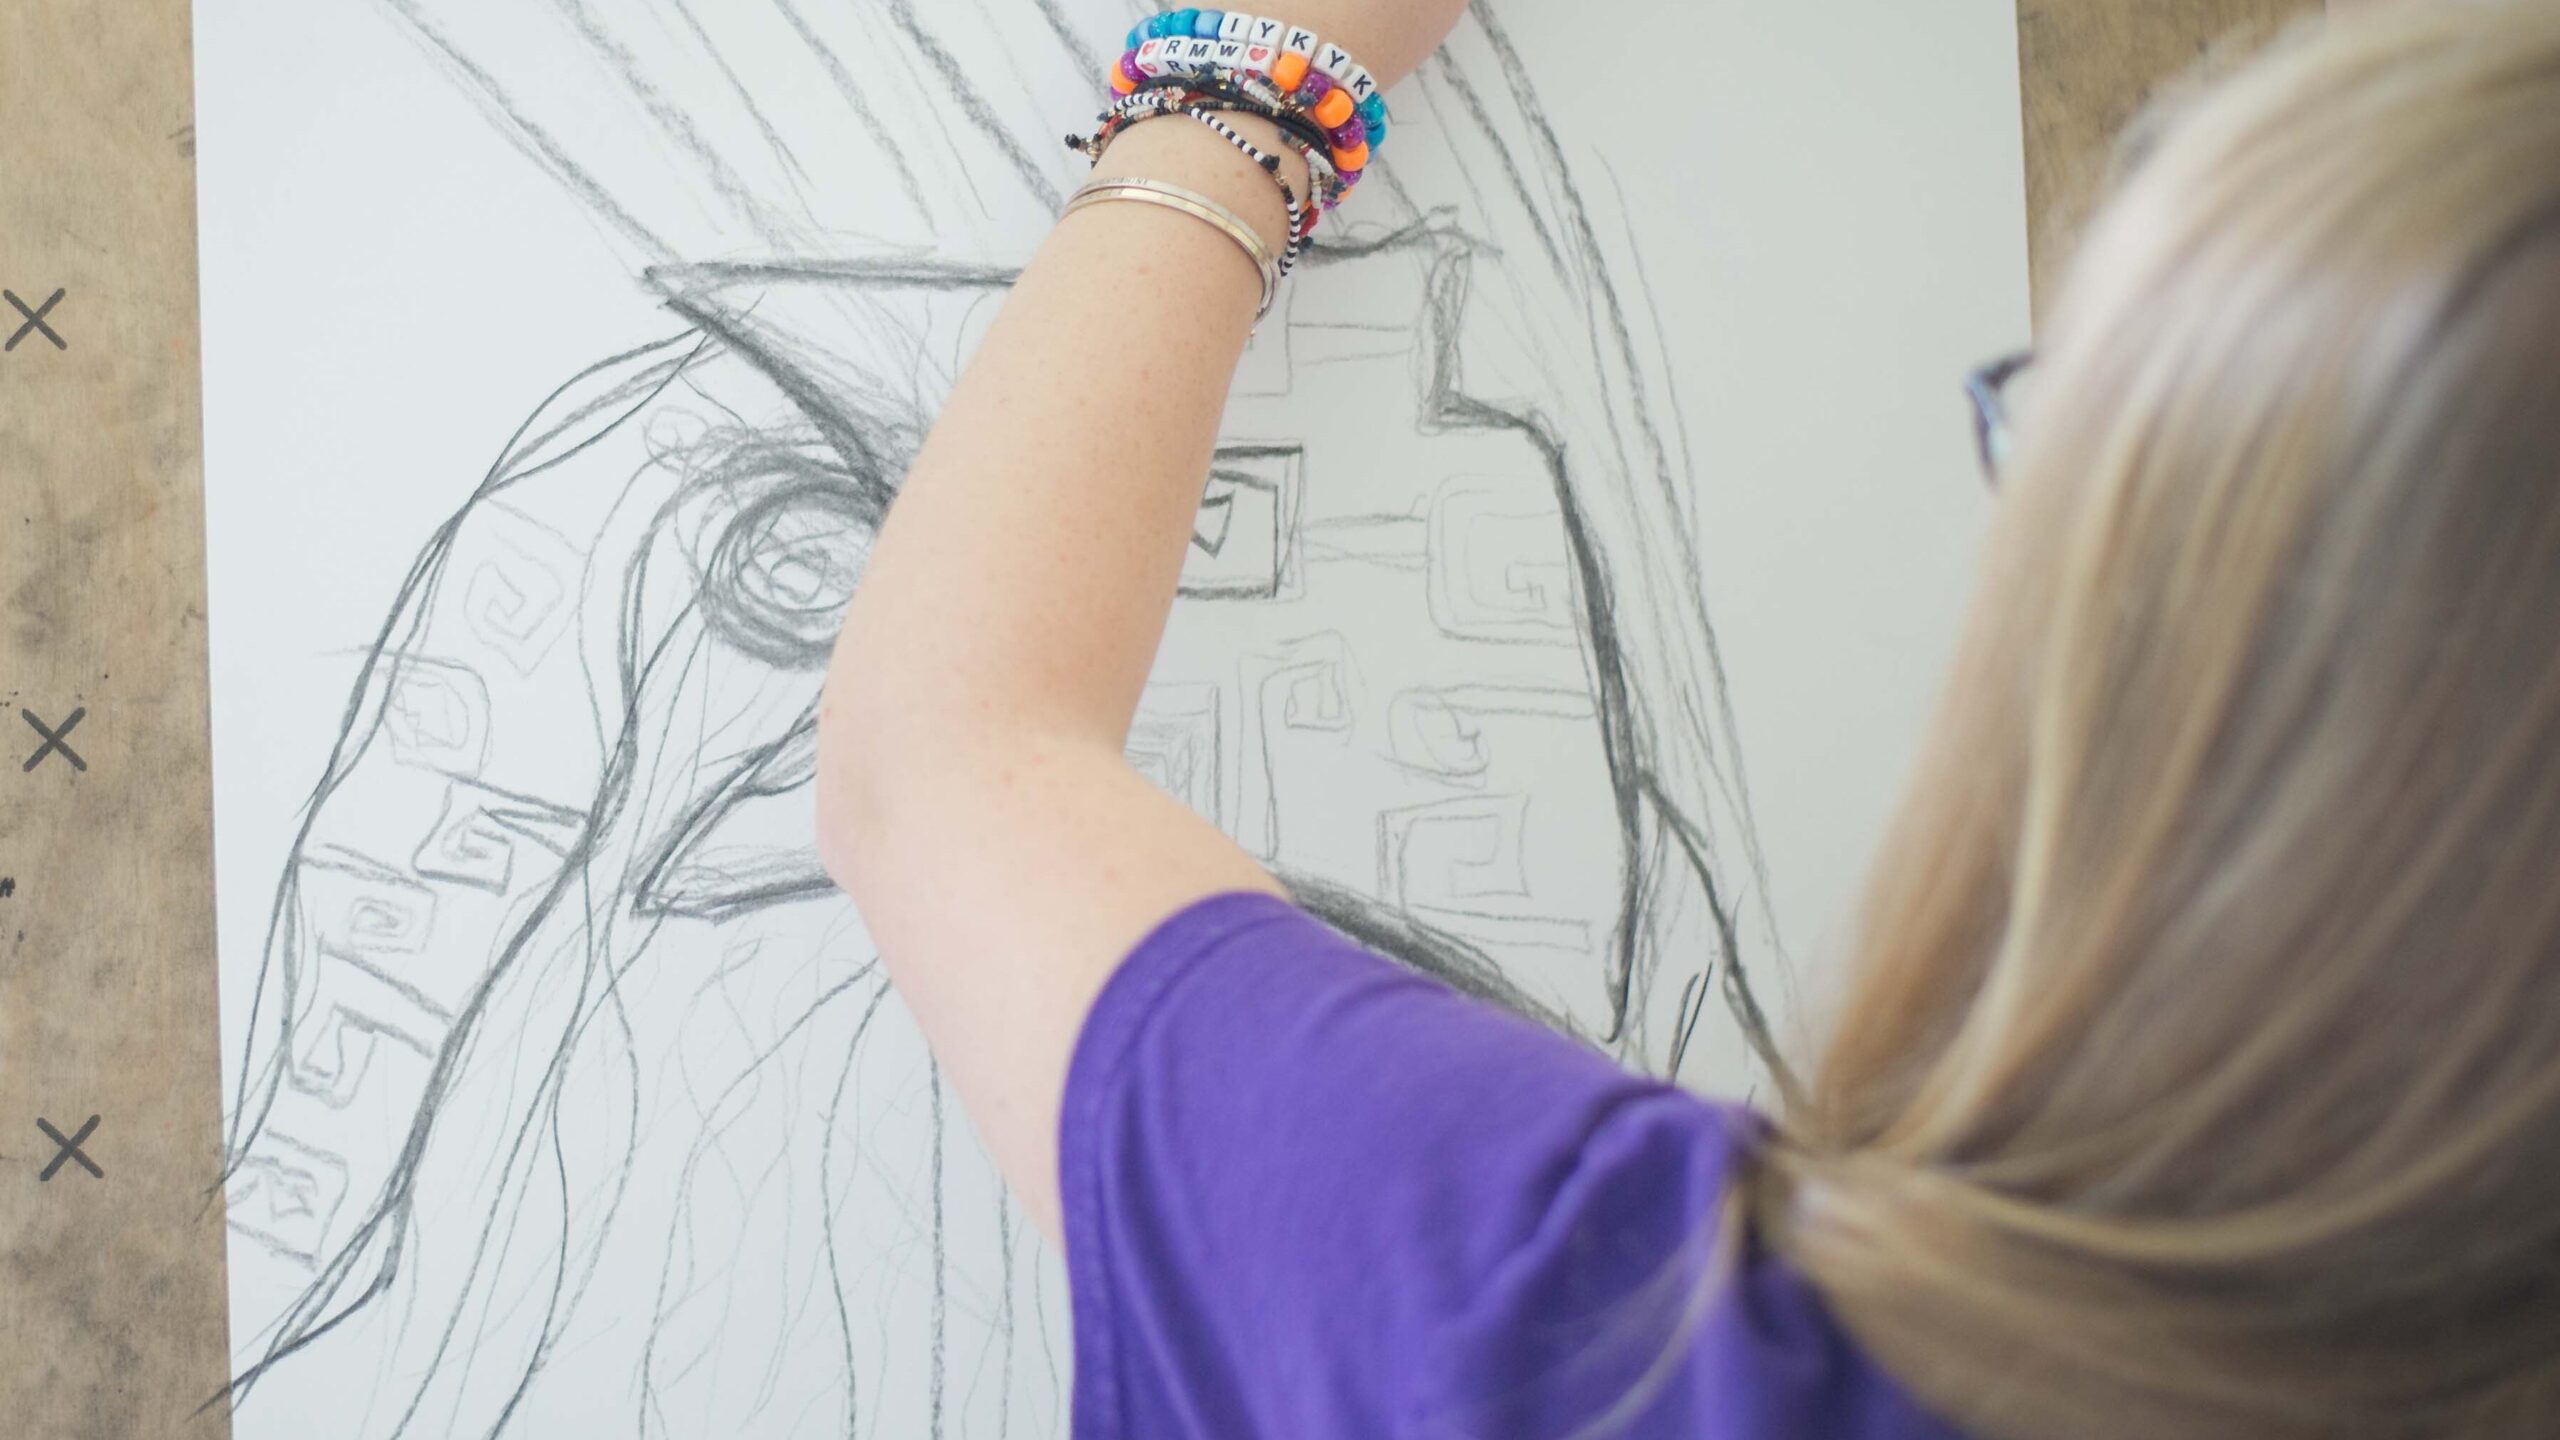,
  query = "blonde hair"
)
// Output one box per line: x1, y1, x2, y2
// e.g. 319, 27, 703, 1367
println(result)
1754, 4, 2560, 1435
